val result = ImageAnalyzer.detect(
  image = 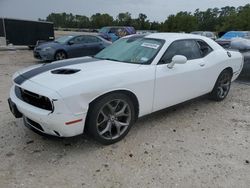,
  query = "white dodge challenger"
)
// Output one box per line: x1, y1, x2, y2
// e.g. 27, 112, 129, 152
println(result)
8, 33, 243, 144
